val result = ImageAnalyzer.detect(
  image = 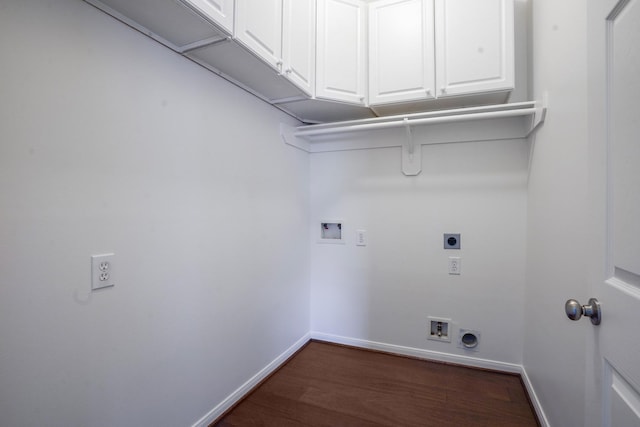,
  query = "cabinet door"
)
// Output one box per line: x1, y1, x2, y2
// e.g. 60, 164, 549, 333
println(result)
435, 0, 514, 97
316, 0, 367, 105
181, 0, 234, 34
369, 0, 435, 105
235, 0, 283, 70
282, 0, 316, 96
